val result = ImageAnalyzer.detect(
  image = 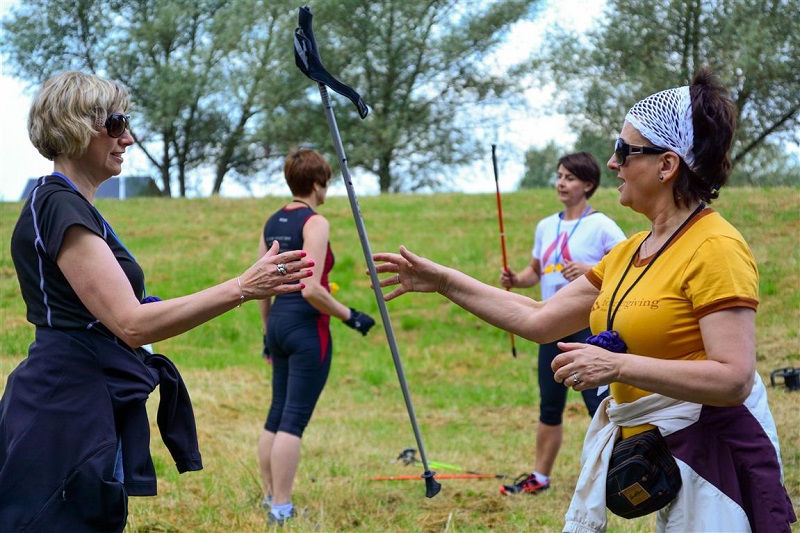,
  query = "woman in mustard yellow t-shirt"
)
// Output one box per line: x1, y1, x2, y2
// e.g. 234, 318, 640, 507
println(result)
372, 68, 795, 532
